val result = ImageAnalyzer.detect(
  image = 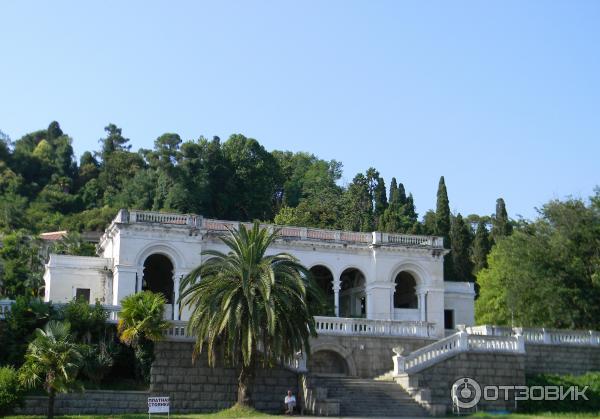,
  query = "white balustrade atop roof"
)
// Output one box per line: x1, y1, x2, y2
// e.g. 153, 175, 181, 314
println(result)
113, 209, 445, 248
